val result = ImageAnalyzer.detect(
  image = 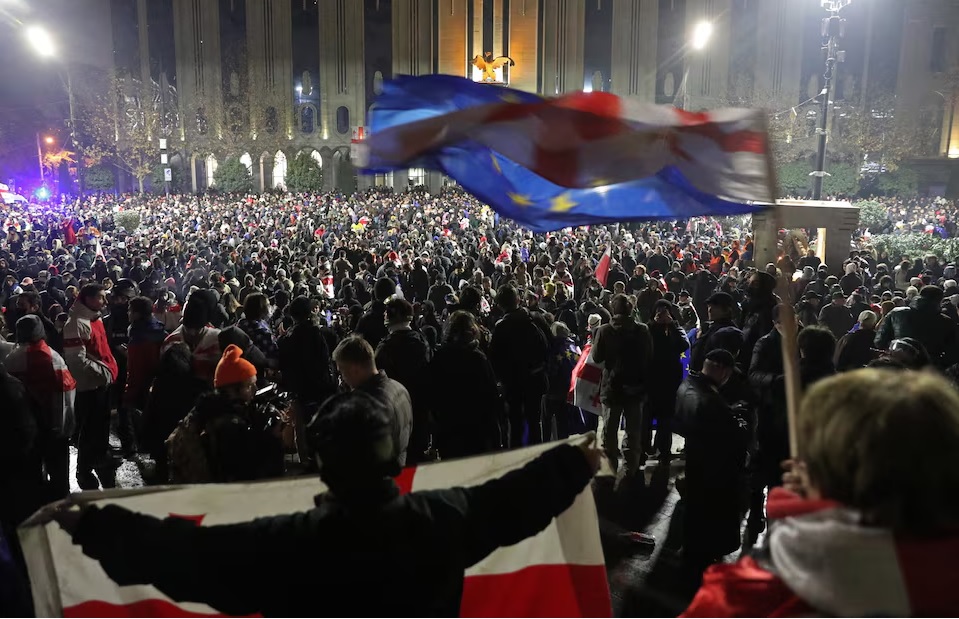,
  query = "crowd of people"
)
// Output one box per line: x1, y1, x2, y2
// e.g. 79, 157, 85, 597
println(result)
2, 186, 959, 616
